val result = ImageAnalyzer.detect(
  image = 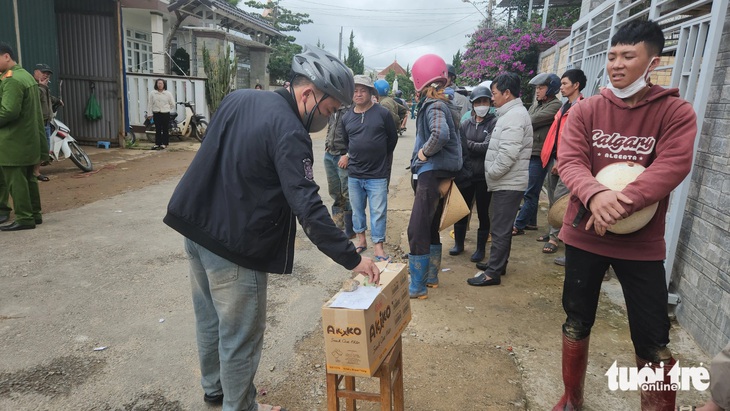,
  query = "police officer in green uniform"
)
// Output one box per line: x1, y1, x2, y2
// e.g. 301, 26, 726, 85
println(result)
0, 42, 47, 231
